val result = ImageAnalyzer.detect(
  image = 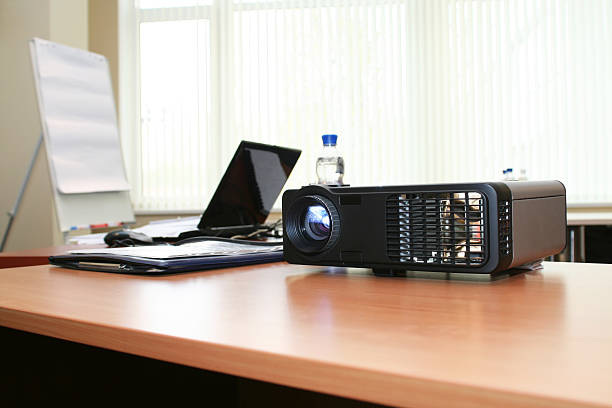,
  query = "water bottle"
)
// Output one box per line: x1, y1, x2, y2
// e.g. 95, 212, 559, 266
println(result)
316, 134, 344, 185
503, 168, 516, 181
